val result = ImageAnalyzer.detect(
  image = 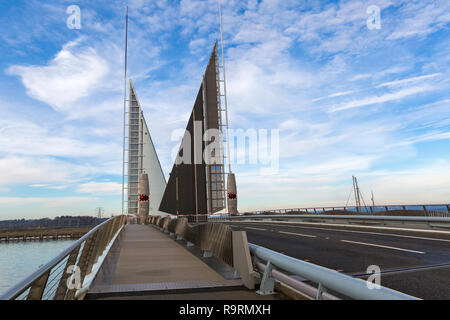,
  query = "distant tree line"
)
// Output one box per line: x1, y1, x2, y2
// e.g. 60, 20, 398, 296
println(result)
0, 216, 109, 230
